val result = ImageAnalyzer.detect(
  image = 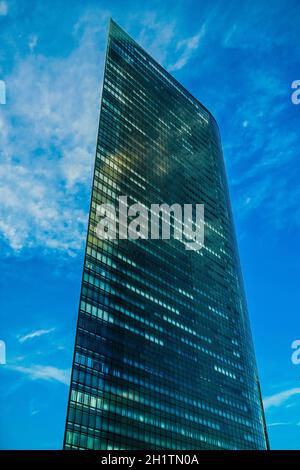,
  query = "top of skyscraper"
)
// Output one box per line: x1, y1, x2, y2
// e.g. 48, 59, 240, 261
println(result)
109, 19, 219, 128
